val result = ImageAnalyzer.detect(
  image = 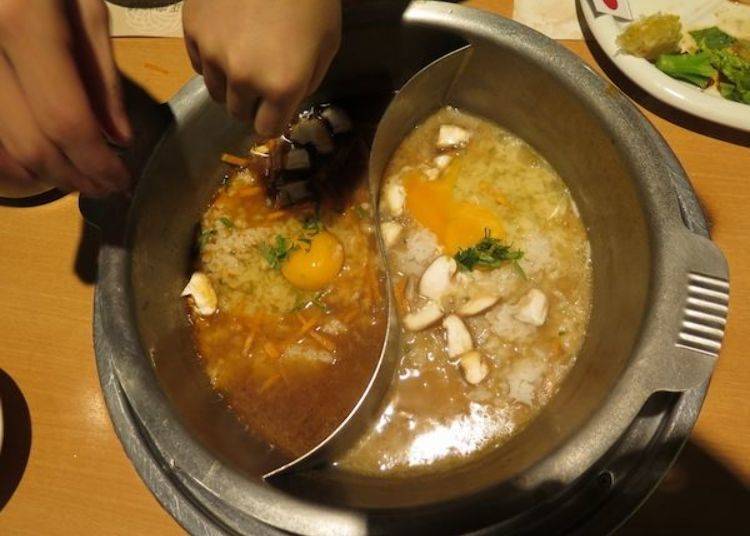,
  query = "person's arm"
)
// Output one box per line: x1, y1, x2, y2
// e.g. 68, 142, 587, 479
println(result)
0, 0, 131, 197
182, 0, 342, 137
